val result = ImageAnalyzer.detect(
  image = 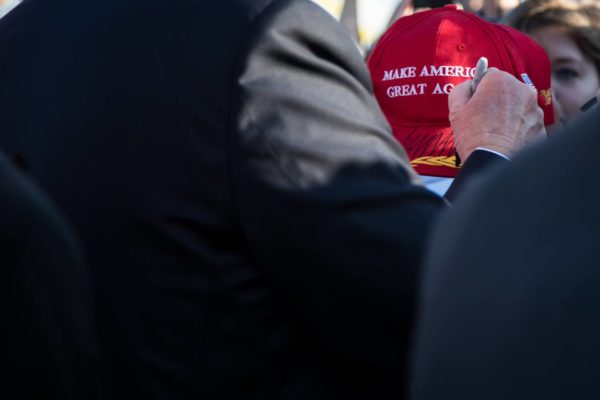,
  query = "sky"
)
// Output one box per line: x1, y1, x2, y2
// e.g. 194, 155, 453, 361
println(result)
312, 0, 402, 46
